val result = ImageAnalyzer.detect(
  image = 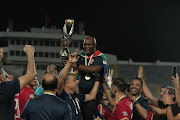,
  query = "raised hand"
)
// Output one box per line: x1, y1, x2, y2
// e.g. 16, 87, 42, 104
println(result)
24, 45, 35, 55
68, 49, 79, 63
47, 64, 57, 72
138, 66, 143, 79
109, 69, 114, 77
94, 69, 101, 82
172, 73, 180, 88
